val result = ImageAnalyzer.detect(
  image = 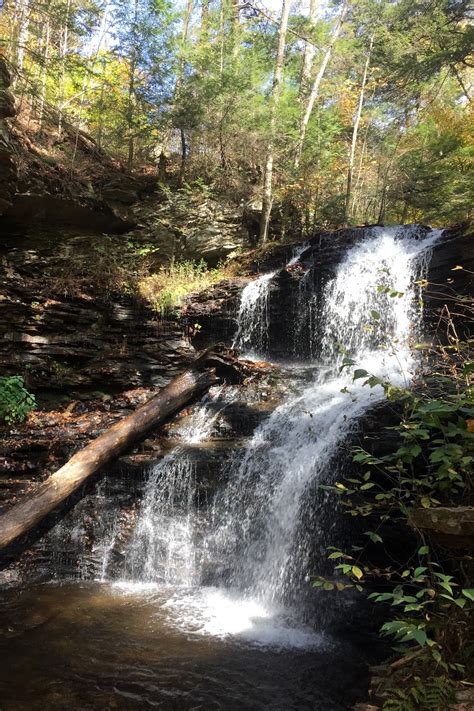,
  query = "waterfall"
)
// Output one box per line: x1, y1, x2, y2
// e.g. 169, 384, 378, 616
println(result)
115, 388, 234, 585
210, 226, 441, 607
232, 243, 310, 356
108, 225, 441, 647
232, 272, 275, 355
